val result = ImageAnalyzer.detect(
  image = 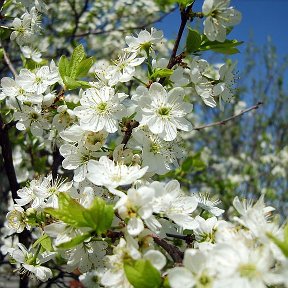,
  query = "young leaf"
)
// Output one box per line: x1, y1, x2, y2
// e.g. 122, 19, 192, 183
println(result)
150, 68, 173, 81
57, 233, 91, 249
124, 259, 162, 288
267, 224, 288, 258
45, 194, 114, 234
69, 44, 86, 79
82, 197, 114, 235
200, 37, 243, 55
63, 76, 82, 90
58, 55, 70, 79
45, 193, 88, 228
75, 57, 94, 78
186, 28, 201, 53
33, 234, 53, 252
